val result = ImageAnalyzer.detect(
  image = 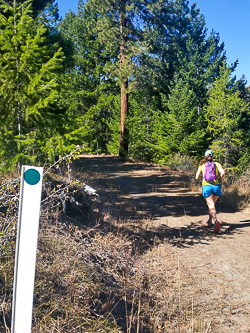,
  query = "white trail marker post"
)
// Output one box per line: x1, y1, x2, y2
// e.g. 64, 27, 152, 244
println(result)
11, 166, 43, 333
